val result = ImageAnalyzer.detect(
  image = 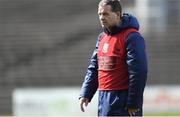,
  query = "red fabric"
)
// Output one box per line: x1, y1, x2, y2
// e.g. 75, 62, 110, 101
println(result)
97, 28, 137, 90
